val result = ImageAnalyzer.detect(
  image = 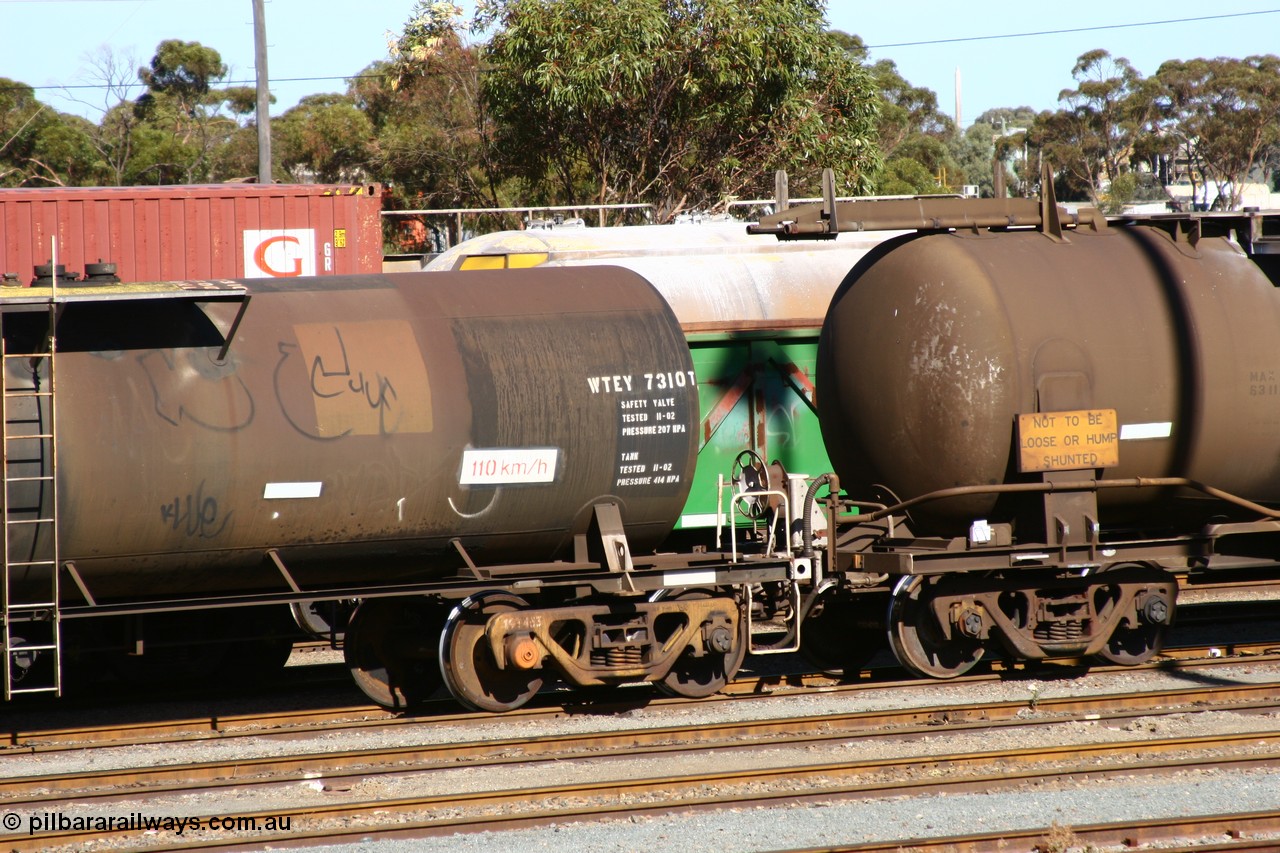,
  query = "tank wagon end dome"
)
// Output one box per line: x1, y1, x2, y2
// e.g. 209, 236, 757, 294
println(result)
819, 232, 1020, 525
